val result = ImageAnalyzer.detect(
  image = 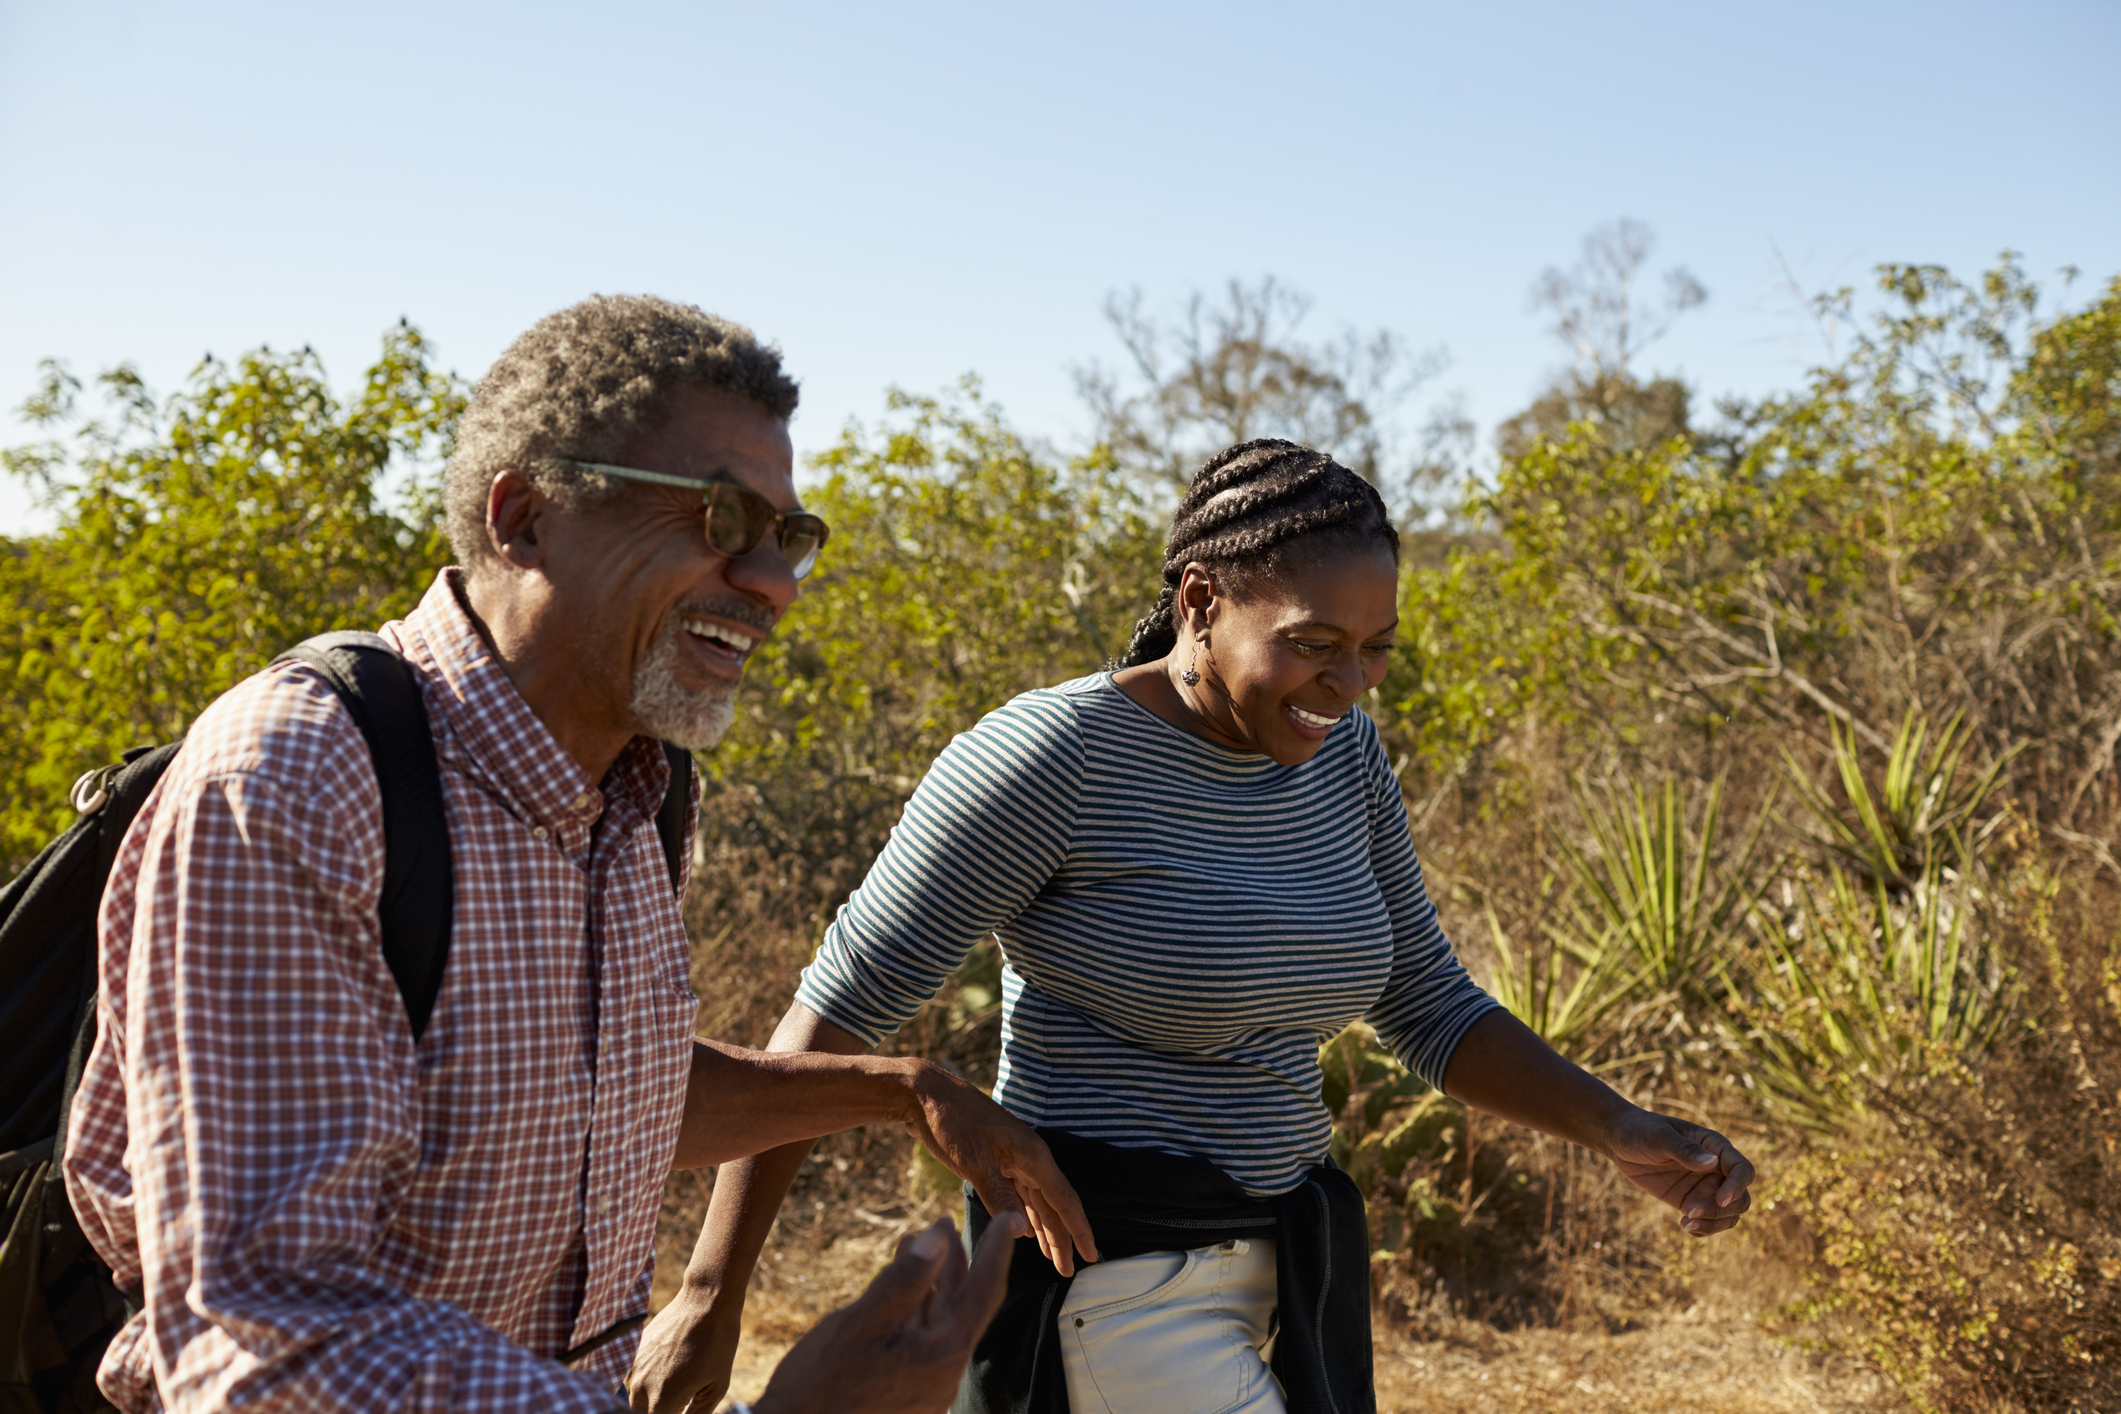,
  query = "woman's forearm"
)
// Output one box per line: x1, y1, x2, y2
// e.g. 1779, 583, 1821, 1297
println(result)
1439, 1008, 1636, 1153
676, 1005, 874, 1297
680, 1142, 818, 1300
